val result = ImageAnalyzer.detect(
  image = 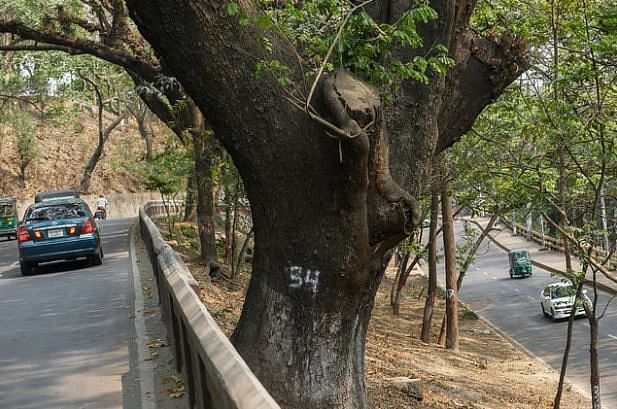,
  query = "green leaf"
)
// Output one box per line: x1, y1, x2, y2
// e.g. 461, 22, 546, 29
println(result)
226, 3, 239, 16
